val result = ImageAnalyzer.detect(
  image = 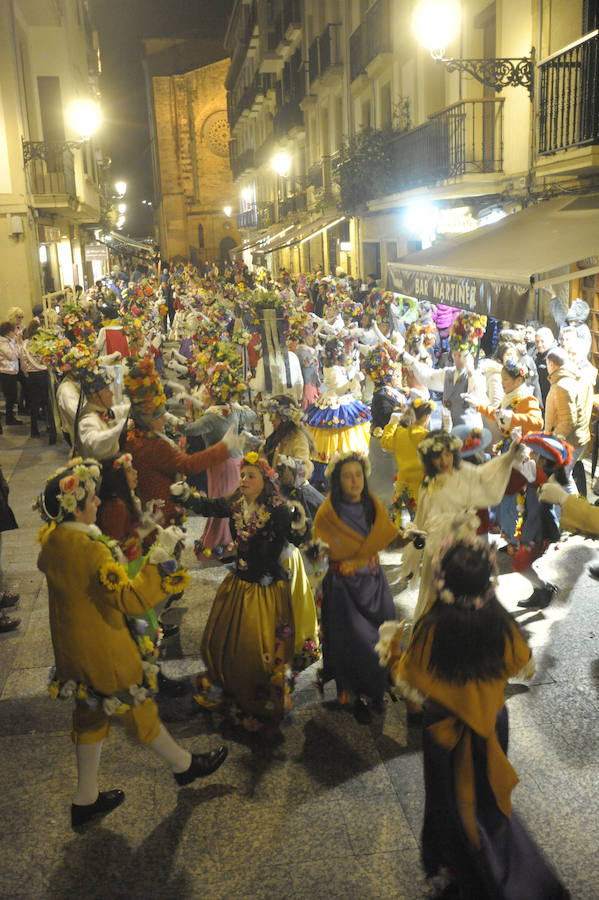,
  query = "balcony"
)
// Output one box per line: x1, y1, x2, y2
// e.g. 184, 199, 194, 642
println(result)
387, 98, 504, 190
22, 142, 77, 209
365, 0, 392, 72
279, 192, 307, 218
230, 147, 256, 180
237, 208, 258, 229
273, 100, 304, 136
538, 30, 599, 156
308, 24, 342, 88
306, 162, 324, 190
349, 24, 367, 83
